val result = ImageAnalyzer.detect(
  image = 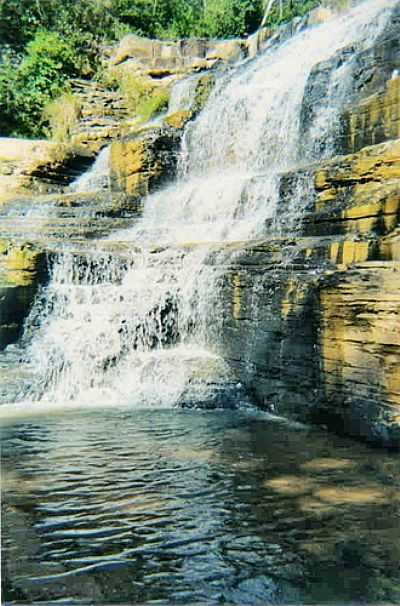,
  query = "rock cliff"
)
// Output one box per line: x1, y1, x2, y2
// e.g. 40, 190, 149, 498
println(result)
217, 140, 400, 447
213, 7, 400, 445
